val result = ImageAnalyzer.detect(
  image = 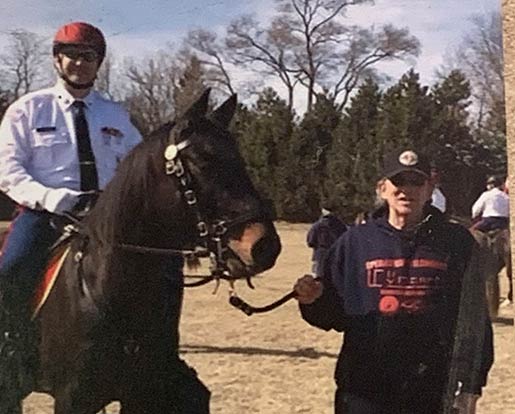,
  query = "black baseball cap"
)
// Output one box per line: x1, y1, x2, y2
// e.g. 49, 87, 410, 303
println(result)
381, 149, 431, 179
